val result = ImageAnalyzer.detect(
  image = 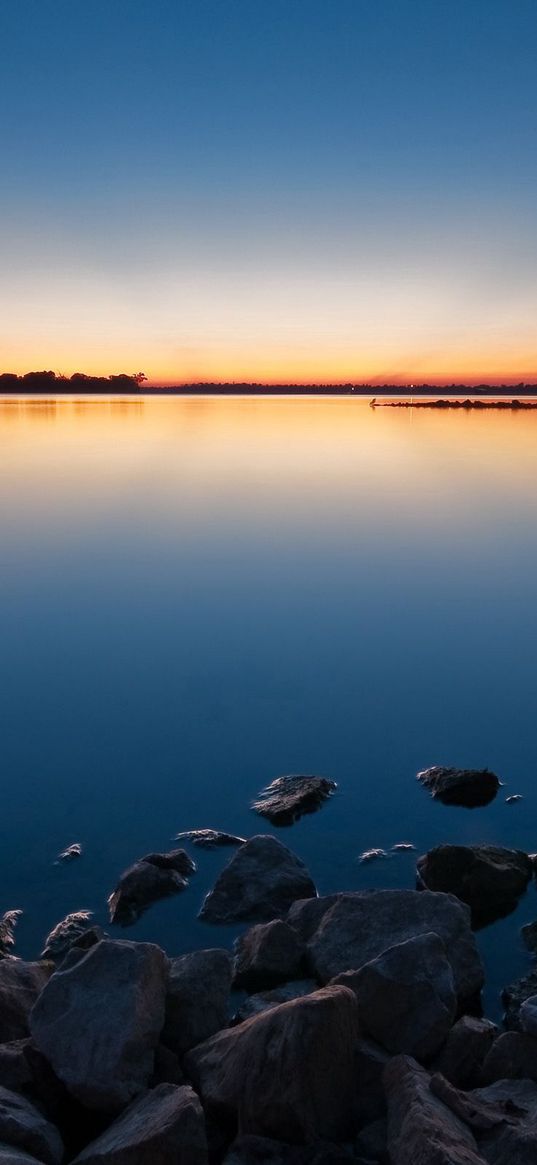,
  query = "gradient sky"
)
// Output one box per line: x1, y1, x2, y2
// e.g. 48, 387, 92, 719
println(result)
1, 0, 536, 384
